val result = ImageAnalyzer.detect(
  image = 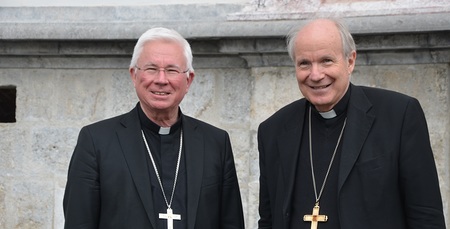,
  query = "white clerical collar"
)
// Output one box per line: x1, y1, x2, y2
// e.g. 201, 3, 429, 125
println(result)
319, 109, 337, 119
158, 127, 171, 135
